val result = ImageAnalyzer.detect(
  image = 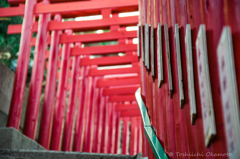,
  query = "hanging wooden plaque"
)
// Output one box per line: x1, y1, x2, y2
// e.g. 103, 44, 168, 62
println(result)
185, 24, 197, 125
164, 24, 173, 98
137, 24, 141, 59
145, 24, 150, 70
141, 25, 145, 64
174, 24, 184, 108
217, 26, 240, 159
196, 24, 216, 147
157, 23, 163, 87
150, 25, 155, 78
